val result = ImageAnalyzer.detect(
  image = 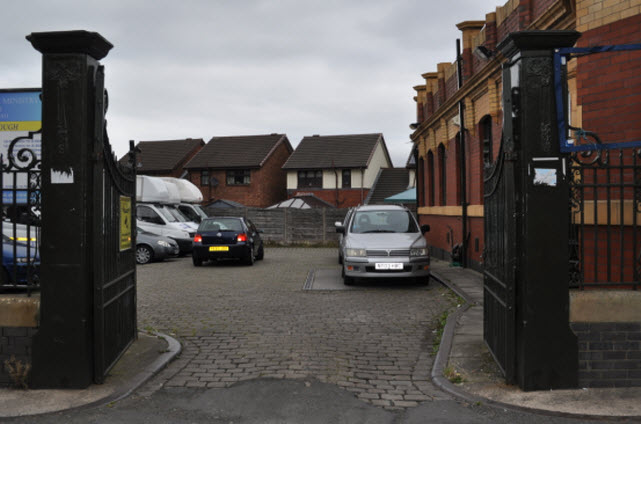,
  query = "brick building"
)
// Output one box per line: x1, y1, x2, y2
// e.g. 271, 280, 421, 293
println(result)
410, 0, 641, 271
184, 134, 293, 208
282, 133, 393, 207
410, 0, 641, 387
